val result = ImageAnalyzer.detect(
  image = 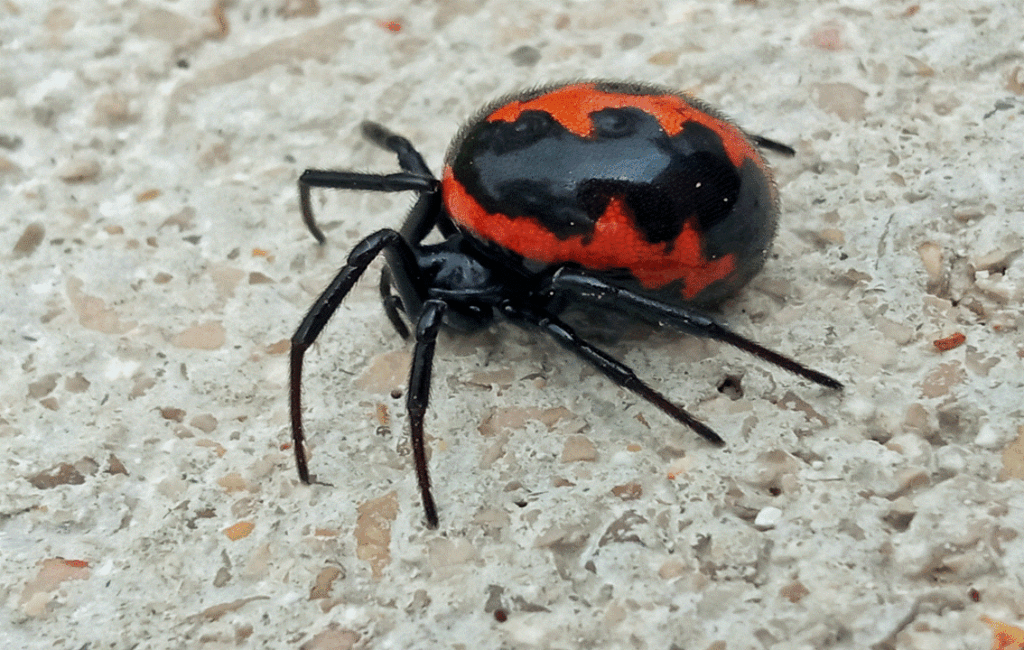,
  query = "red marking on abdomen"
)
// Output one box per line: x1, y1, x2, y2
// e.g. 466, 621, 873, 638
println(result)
485, 82, 756, 168
443, 170, 736, 301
